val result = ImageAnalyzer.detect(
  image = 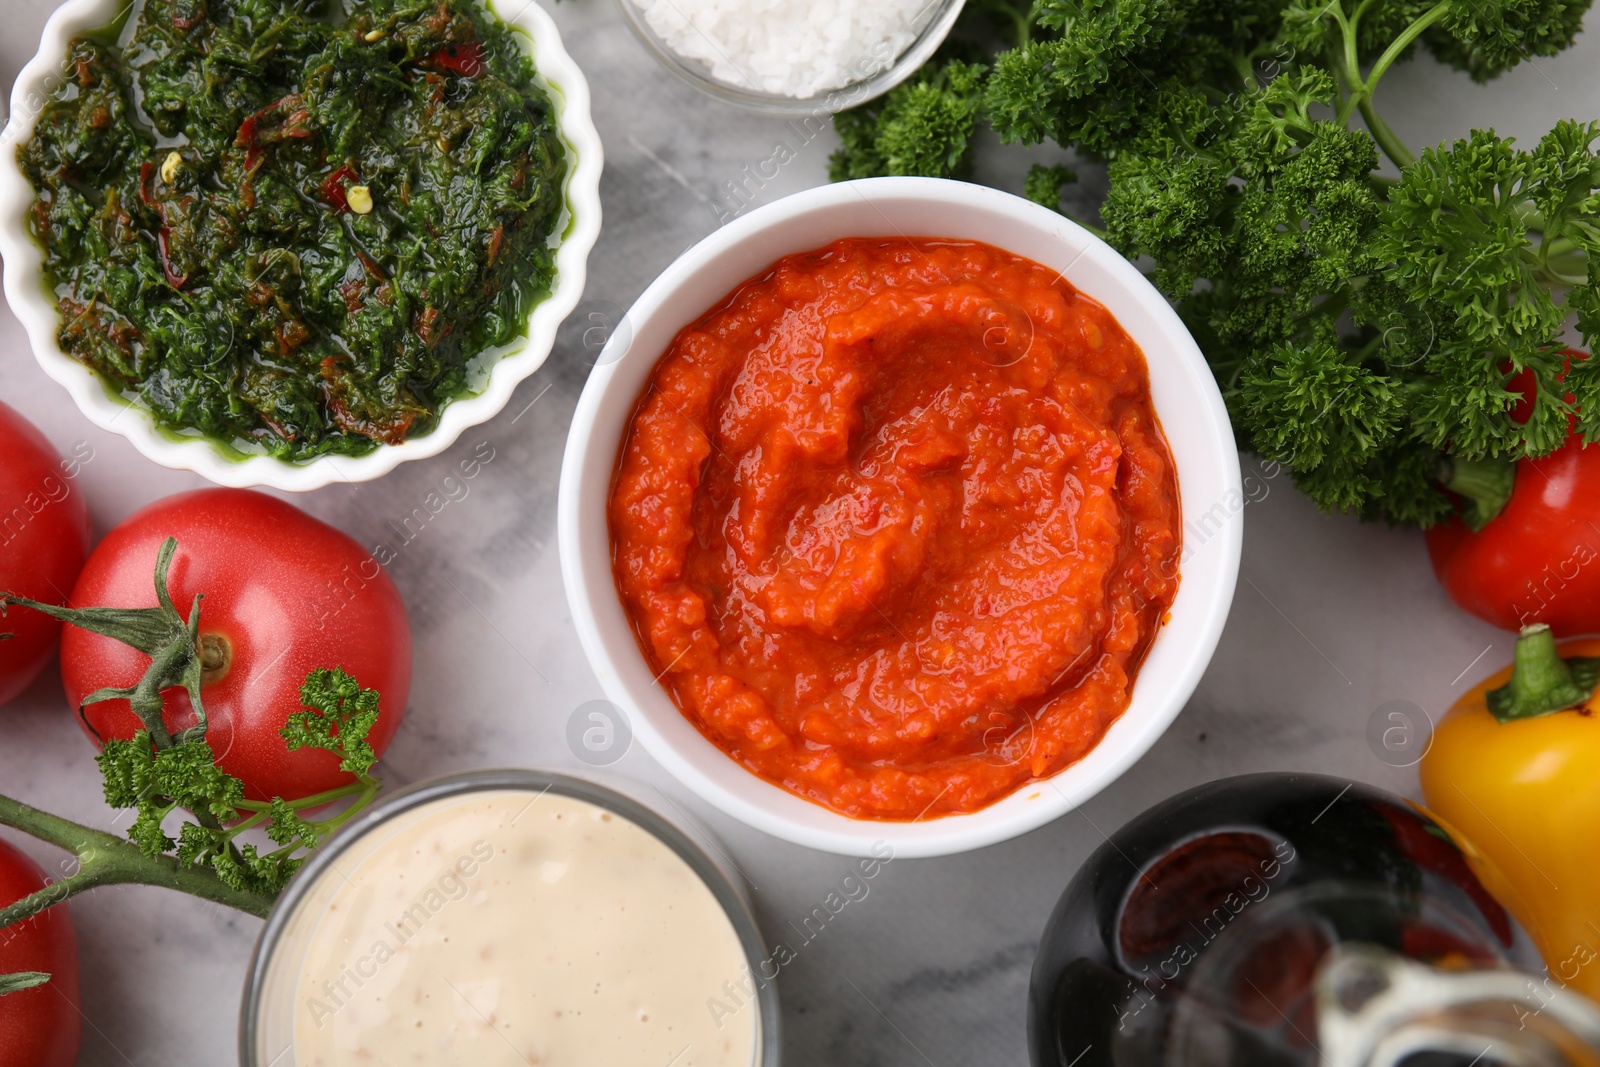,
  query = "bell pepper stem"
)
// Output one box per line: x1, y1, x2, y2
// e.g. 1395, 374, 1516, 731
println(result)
1486, 624, 1600, 722
1438, 454, 1516, 531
